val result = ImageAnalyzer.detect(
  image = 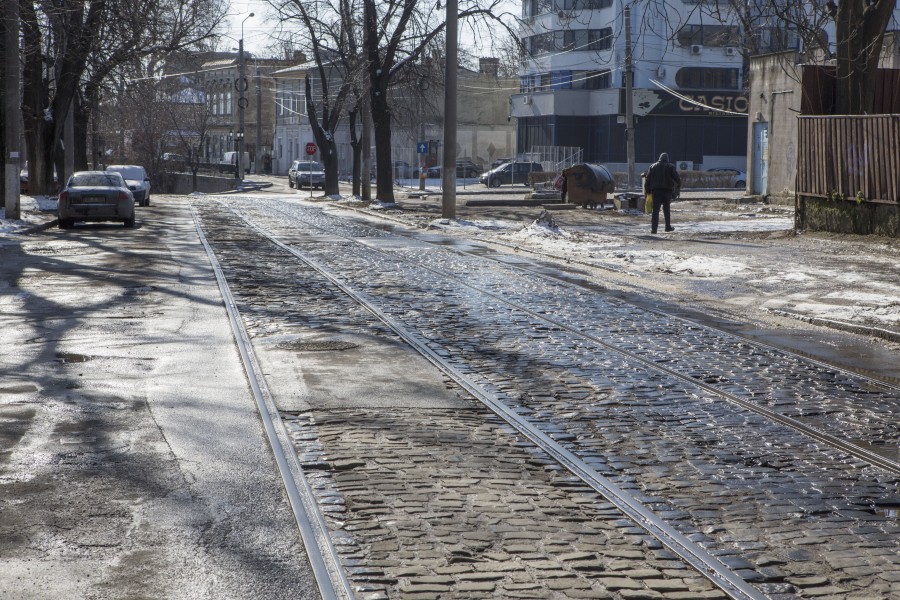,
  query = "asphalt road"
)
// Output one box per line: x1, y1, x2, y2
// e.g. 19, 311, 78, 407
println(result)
0, 198, 319, 599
